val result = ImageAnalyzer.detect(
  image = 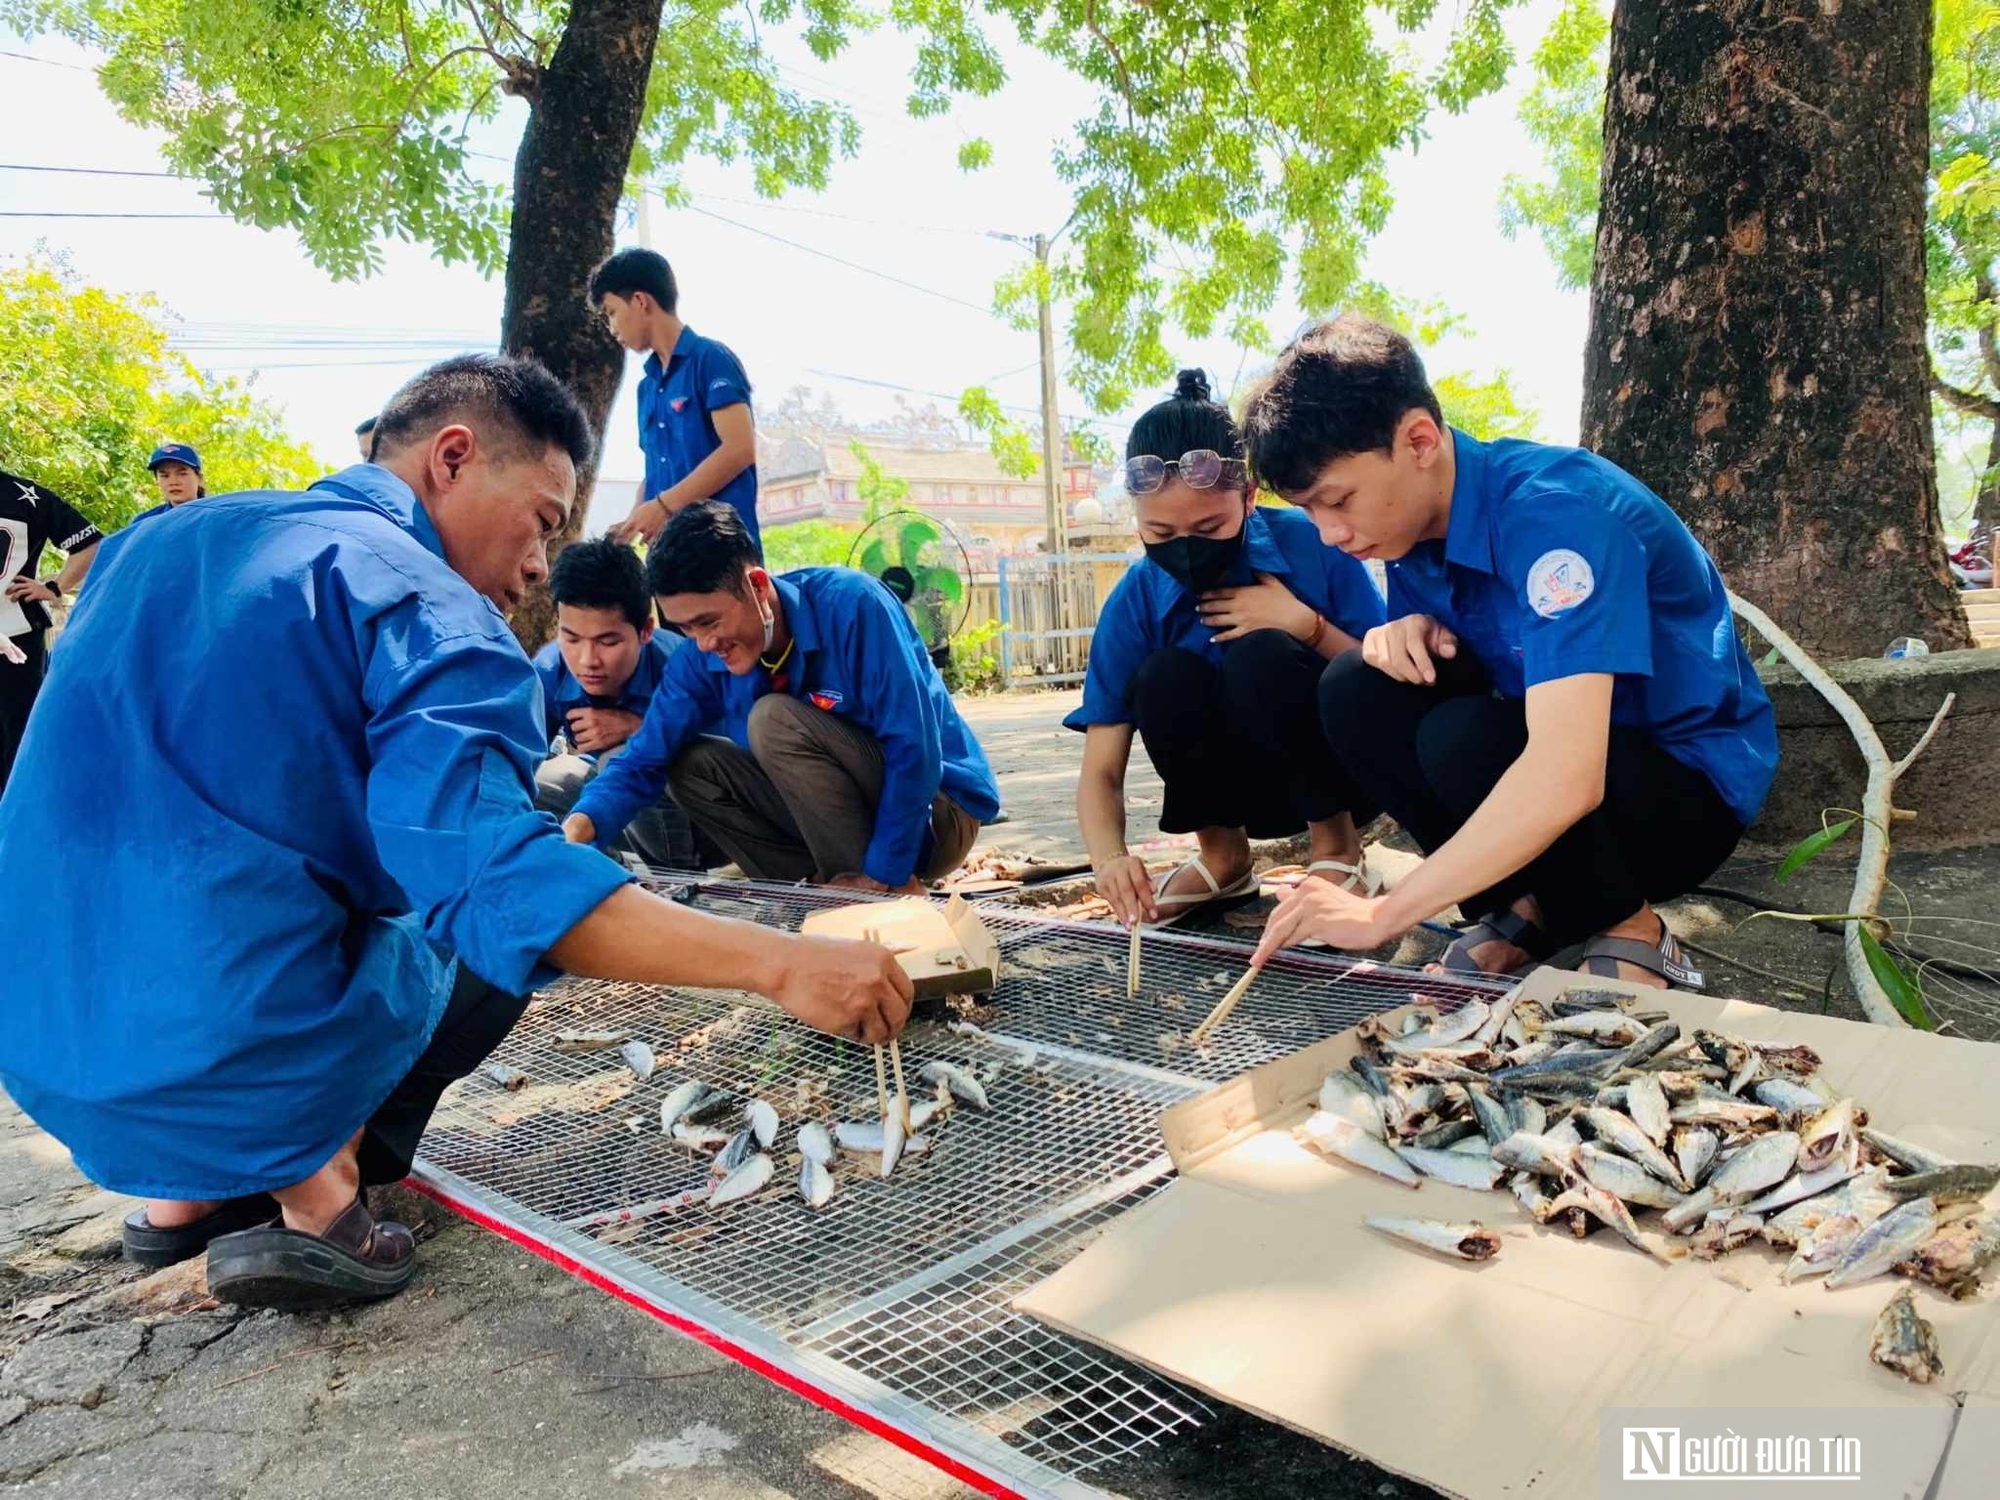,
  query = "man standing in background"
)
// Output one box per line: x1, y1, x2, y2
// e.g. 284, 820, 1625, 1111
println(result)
355, 416, 378, 461
590, 248, 761, 555
0, 468, 101, 790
